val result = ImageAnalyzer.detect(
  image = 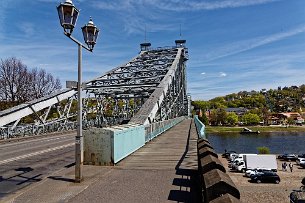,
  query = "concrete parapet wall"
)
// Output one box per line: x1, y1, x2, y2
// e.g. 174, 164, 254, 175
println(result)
194, 115, 205, 139
202, 169, 240, 202
84, 123, 145, 165
197, 139, 212, 150
196, 137, 241, 203
84, 117, 186, 166
209, 194, 241, 203
199, 155, 226, 174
